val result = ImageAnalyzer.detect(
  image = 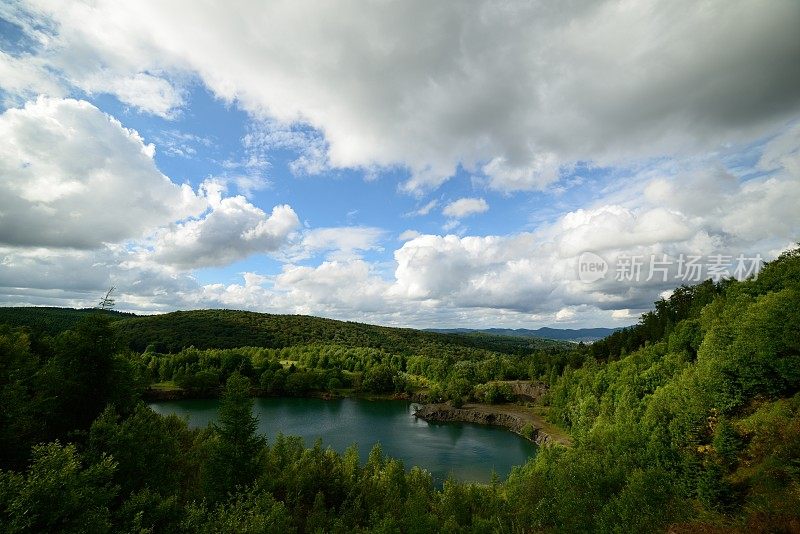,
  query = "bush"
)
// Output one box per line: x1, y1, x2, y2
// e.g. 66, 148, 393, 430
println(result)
476, 382, 515, 404
362, 364, 397, 393
177, 369, 220, 391
520, 423, 535, 440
